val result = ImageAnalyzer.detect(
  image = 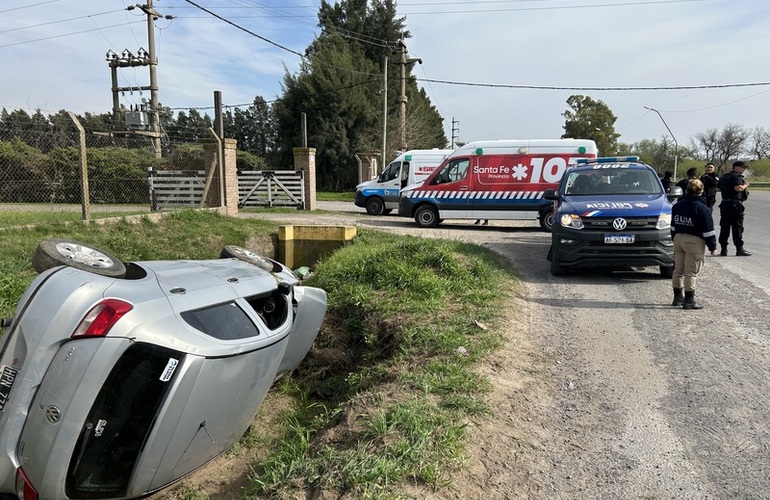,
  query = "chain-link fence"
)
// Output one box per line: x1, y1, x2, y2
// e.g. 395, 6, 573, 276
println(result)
0, 126, 155, 207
